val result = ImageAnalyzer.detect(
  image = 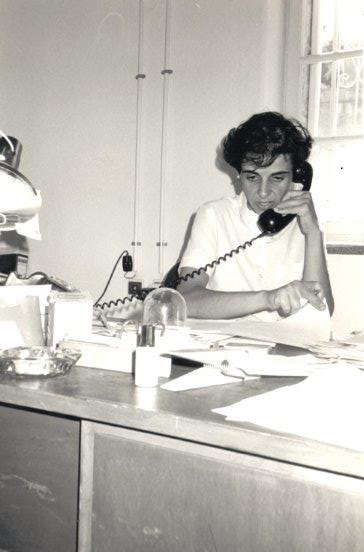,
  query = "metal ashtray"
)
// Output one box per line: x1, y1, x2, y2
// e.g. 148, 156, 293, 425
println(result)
0, 346, 81, 378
